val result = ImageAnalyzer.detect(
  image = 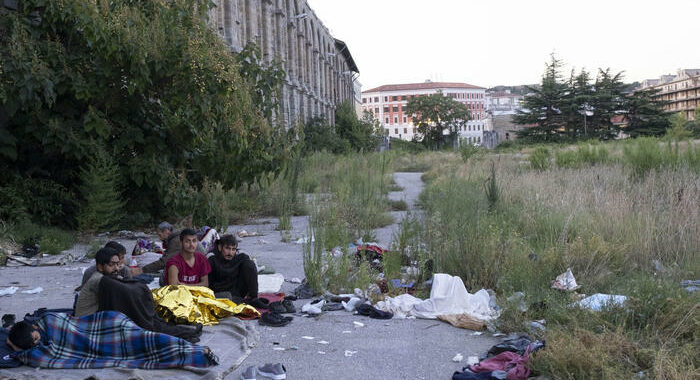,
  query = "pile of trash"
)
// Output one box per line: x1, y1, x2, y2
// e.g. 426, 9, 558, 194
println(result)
291, 273, 500, 330
452, 334, 545, 380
